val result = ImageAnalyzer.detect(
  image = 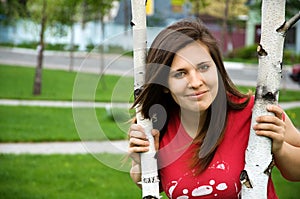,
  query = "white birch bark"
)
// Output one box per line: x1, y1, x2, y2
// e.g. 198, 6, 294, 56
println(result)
241, 0, 286, 198
131, 0, 160, 198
